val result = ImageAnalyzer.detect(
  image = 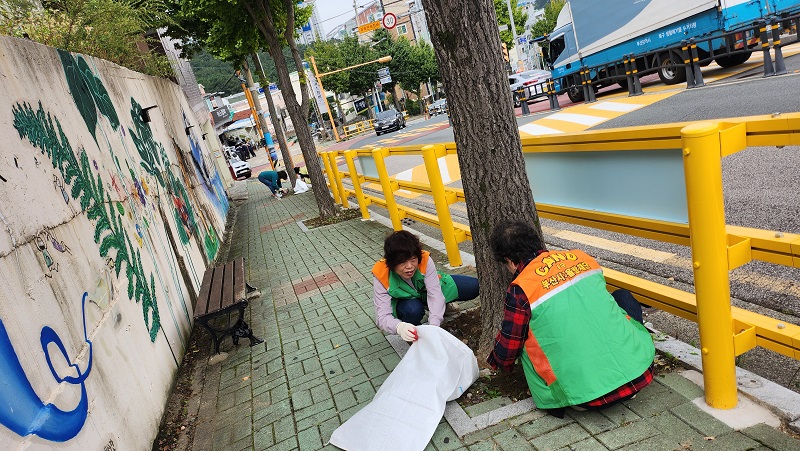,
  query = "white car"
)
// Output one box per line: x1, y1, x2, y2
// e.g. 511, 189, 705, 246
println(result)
508, 70, 551, 107
228, 156, 251, 180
